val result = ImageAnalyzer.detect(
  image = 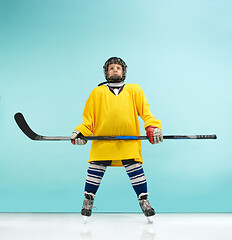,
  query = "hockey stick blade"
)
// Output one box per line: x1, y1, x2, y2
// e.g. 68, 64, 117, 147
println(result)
14, 112, 44, 140
14, 112, 71, 141
14, 112, 217, 141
